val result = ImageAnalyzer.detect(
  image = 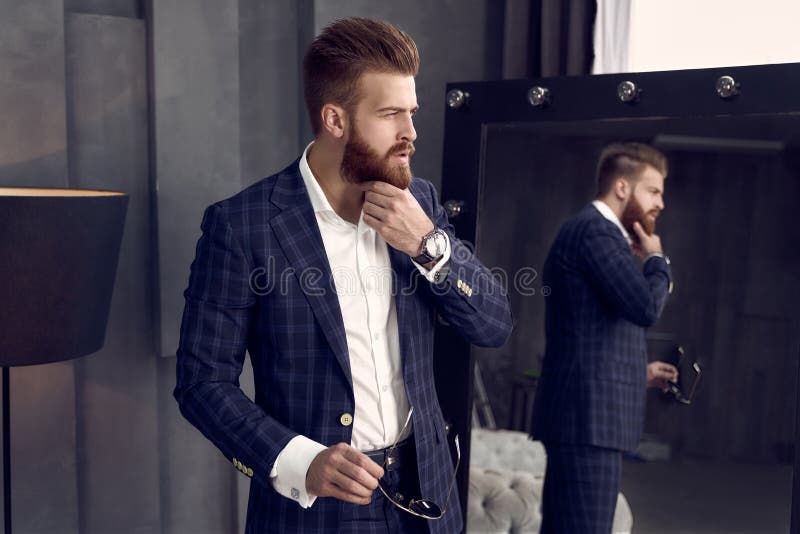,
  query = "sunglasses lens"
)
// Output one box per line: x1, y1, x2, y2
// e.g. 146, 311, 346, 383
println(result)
408, 499, 442, 519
